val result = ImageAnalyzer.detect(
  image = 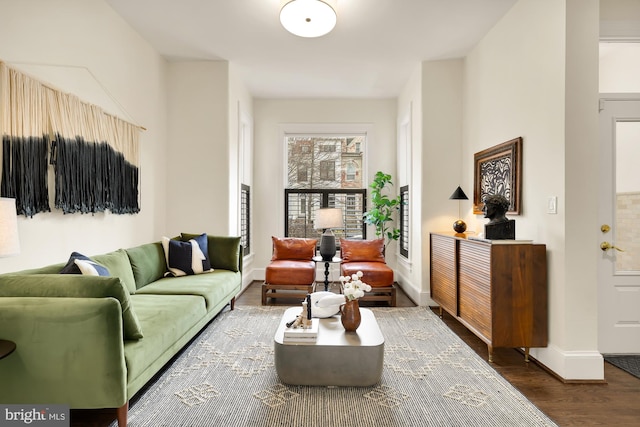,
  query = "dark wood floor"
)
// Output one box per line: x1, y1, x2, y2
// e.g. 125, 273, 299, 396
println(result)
72, 281, 640, 426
